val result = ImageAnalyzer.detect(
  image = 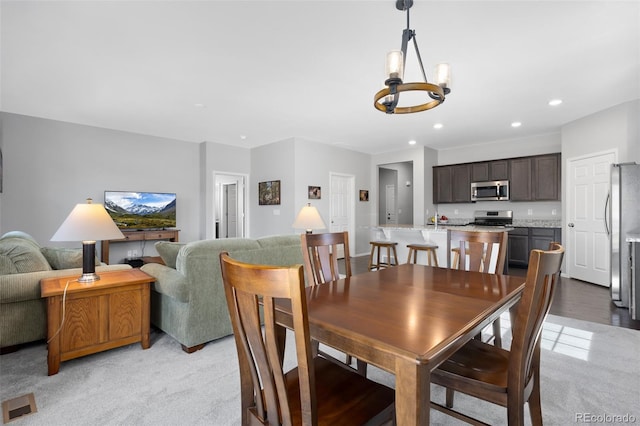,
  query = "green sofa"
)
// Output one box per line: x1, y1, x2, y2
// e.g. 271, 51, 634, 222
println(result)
140, 235, 304, 353
0, 231, 132, 351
